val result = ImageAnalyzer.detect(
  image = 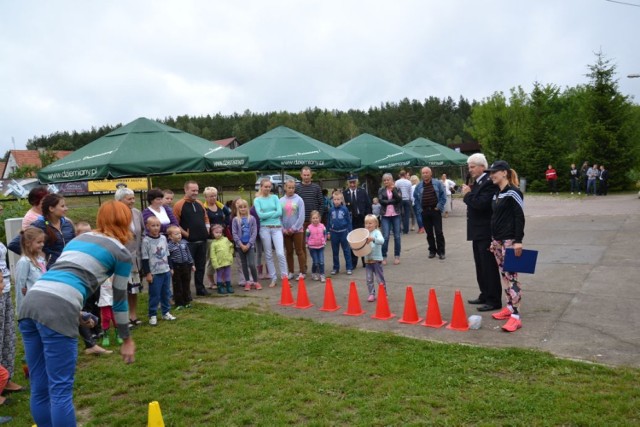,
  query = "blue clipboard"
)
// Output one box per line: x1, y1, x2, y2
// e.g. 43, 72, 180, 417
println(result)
503, 248, 538, 274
